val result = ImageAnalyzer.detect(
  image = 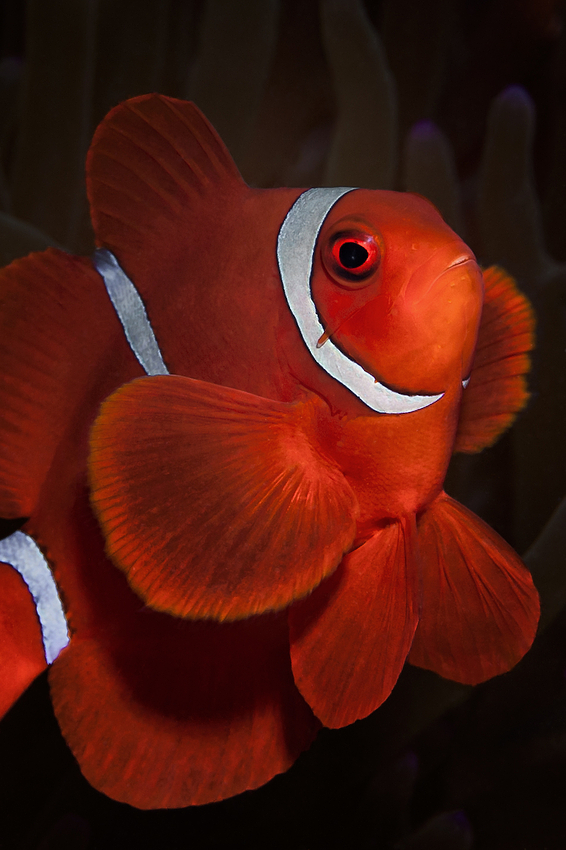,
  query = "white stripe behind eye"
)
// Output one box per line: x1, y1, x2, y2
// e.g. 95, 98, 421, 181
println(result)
276, 188, 444, 414
93, 249, 169, 377
0, 531, 69, 664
